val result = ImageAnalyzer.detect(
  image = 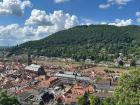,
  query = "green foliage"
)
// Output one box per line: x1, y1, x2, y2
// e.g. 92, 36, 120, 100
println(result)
78, 94, 115, 105
89, 95, 101, 105
9, 25, 140, 62
77, 92, 90, 105
78, 69, 140, 105
130, 59, 136, 66
102, 98, 116, 105
118, 60, 124, 67
78, 96, 87, 105
0, 91, 20, 105
94, 76, 102, 84
114, 69, 140, 105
